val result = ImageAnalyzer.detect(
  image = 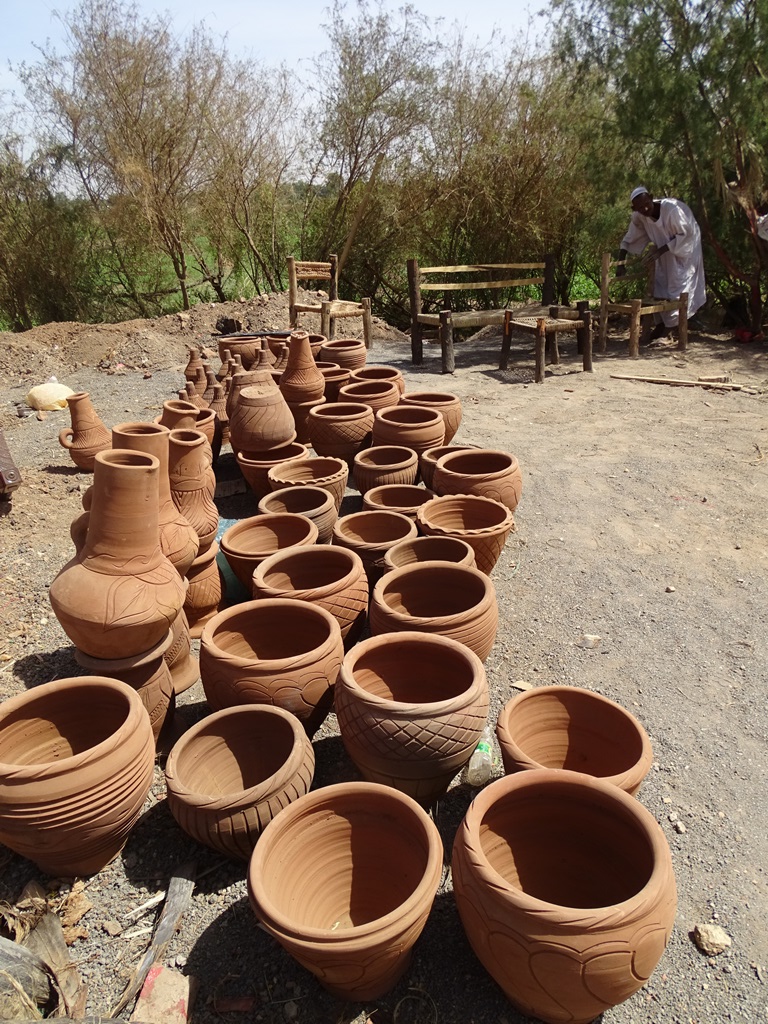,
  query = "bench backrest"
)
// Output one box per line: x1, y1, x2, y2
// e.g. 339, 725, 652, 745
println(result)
408, 257, 555, 314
